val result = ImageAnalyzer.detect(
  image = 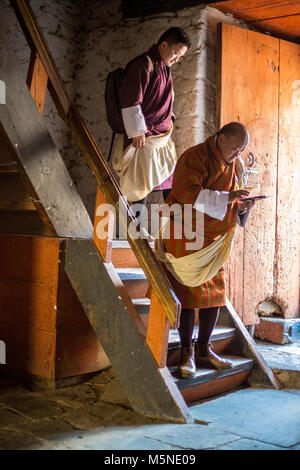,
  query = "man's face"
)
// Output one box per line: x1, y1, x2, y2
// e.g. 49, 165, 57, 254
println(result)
159, 41, 188, 67
217, 134, 248, 165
